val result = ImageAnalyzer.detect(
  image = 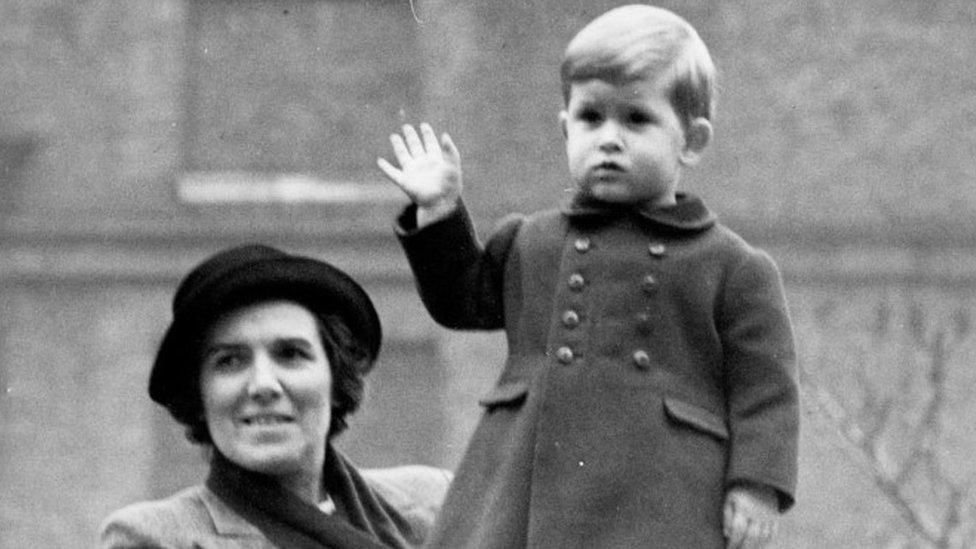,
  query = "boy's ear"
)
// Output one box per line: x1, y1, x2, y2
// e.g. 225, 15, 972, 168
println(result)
558, 110, 569, 138
679, 117, 713, 166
